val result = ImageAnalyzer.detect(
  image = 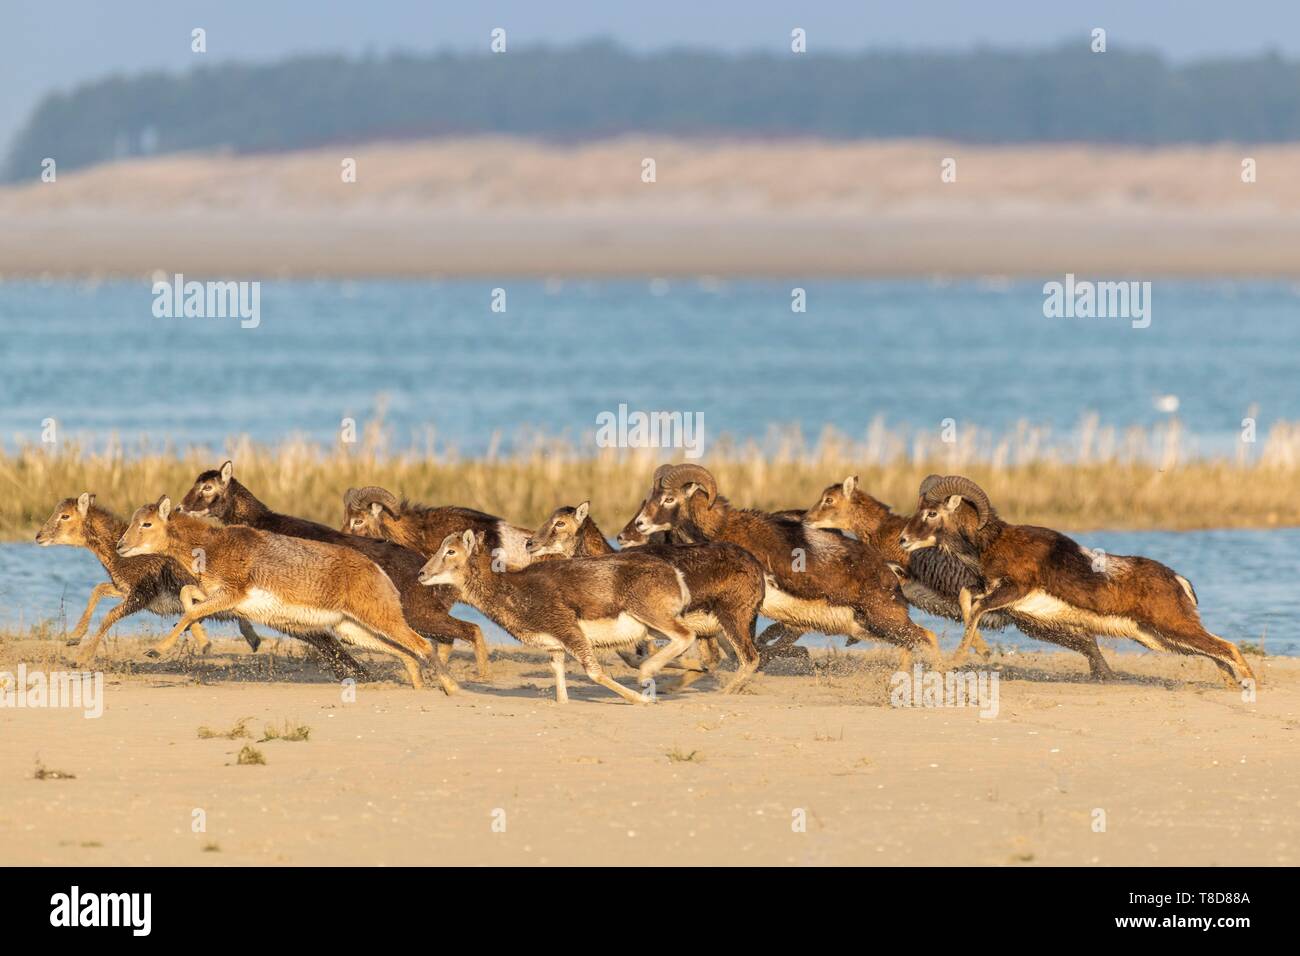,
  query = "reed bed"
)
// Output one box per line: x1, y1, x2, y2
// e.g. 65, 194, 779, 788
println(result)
4, 416, 1300, 538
